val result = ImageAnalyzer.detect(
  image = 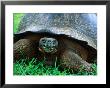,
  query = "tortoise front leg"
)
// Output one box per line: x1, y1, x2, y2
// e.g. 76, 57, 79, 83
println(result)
60, 49, 92, 72
14, 39, 37, 62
